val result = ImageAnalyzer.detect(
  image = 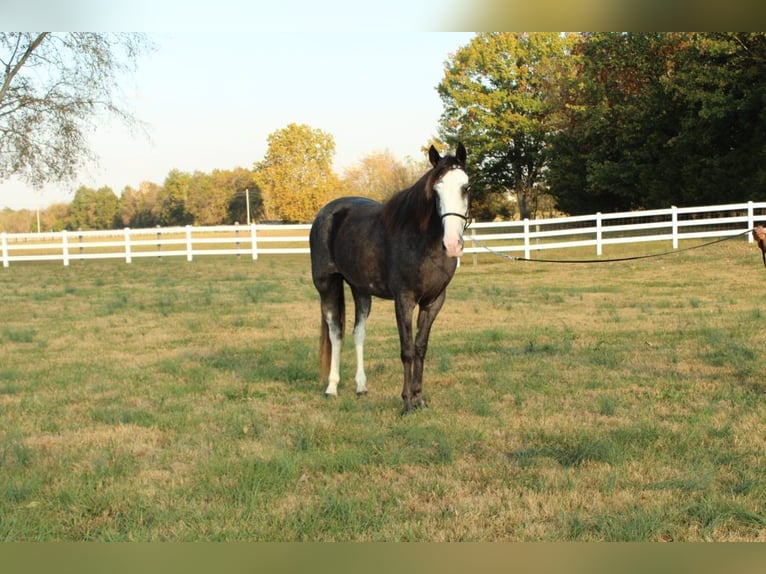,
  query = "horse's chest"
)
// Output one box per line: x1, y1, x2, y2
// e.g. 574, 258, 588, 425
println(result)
393, 255, 456, 300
